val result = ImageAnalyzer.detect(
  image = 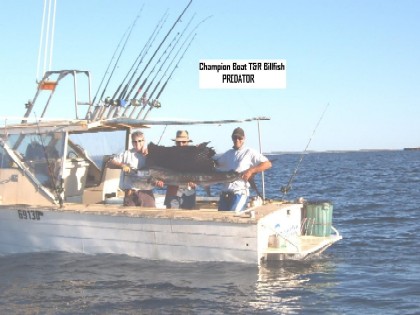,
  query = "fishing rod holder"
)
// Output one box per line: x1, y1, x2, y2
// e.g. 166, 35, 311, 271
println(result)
150, 100, 161, 108
88, 96, 162, 121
